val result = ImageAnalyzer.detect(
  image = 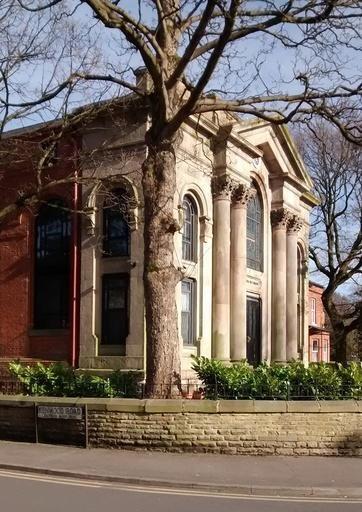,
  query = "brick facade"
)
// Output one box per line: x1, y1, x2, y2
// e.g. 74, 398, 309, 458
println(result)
308, 282, 331, 362
0, 136, 79, 363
